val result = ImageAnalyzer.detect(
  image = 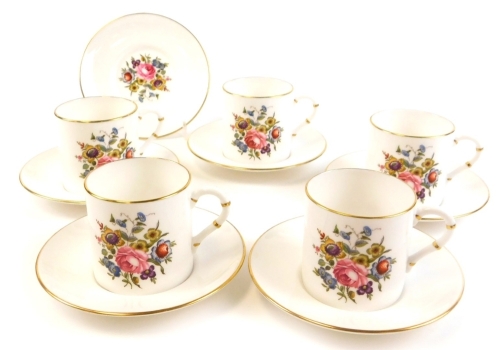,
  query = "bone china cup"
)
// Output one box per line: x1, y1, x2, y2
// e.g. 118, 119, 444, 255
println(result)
302, 169, 456, 311
366, 109, 482, 206
222, 77, 318, 164
84, 158, 230, 295
55, 96, 163, 195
